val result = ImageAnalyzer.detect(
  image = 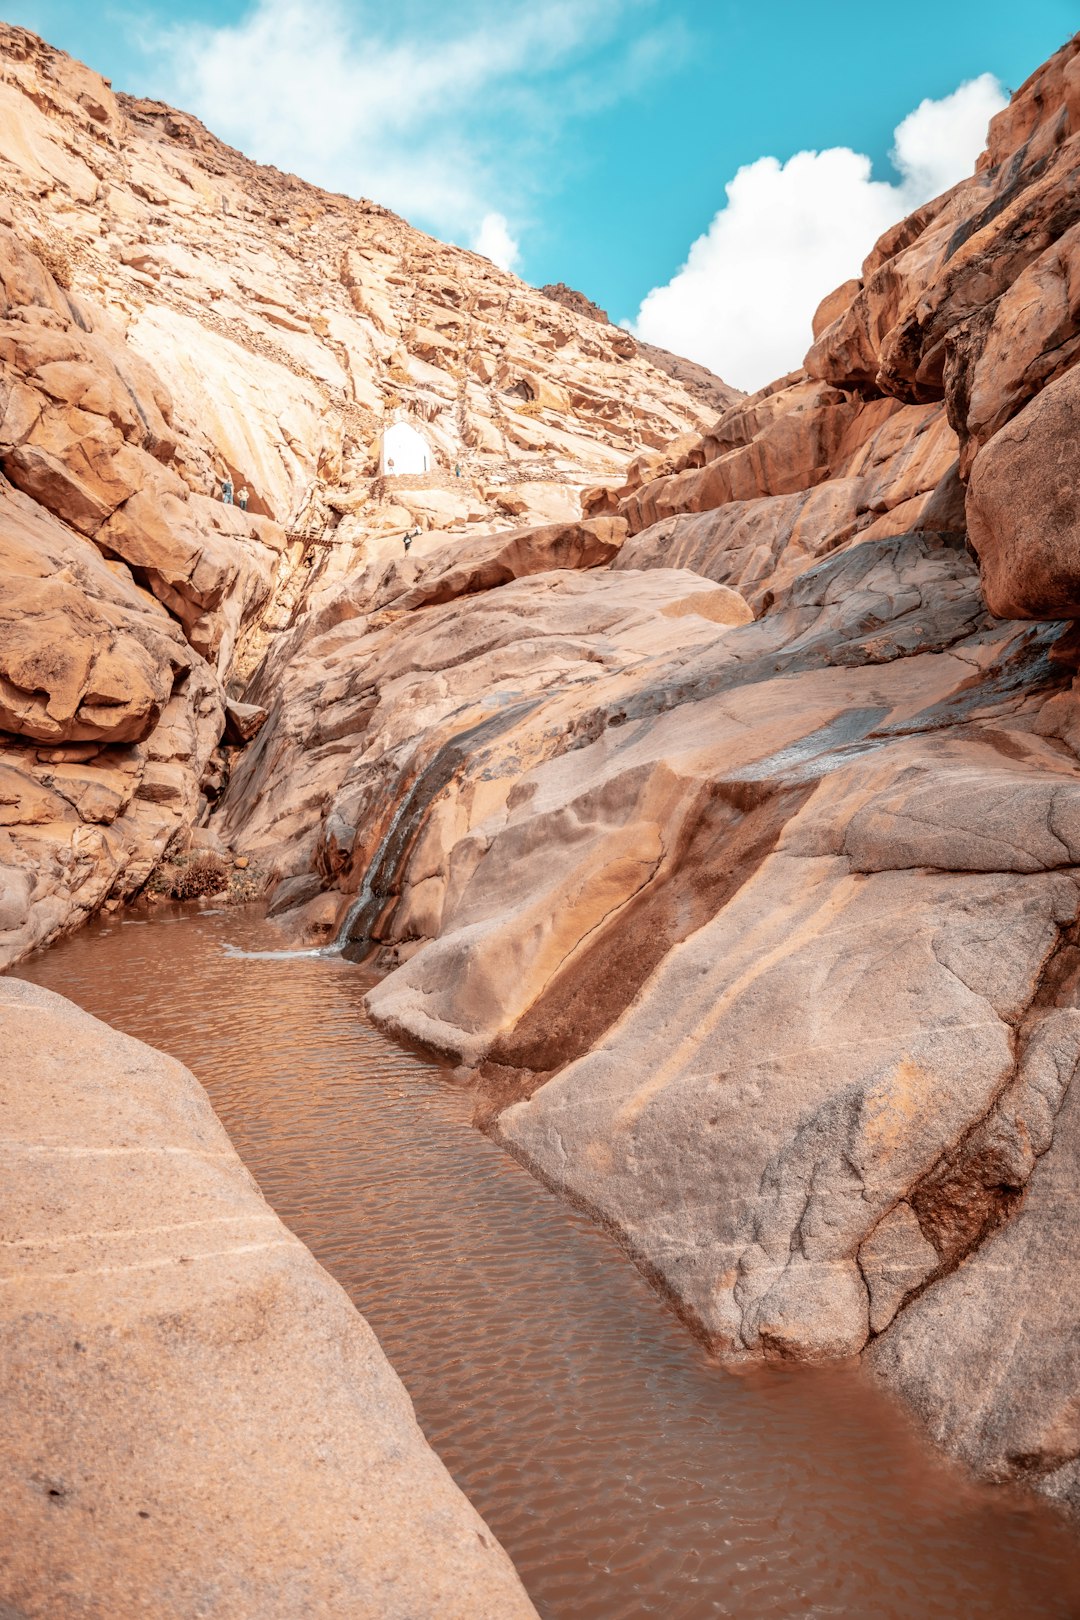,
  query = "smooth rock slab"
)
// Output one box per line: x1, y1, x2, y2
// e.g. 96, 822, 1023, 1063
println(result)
871, 1069, 1080, 1505
968, 363, 1080, 620
0, 978, 537, 1620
